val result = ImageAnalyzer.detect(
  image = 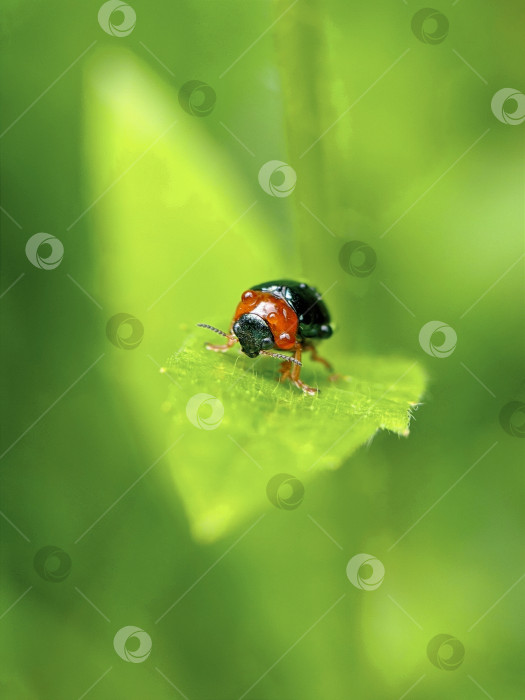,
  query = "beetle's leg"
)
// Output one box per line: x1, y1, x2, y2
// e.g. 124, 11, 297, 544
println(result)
303, 342, 333, 372
277, 359, 292, 382
290, 346, 319, 396
206, 333, 238, 353
303, 342, 342, 381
